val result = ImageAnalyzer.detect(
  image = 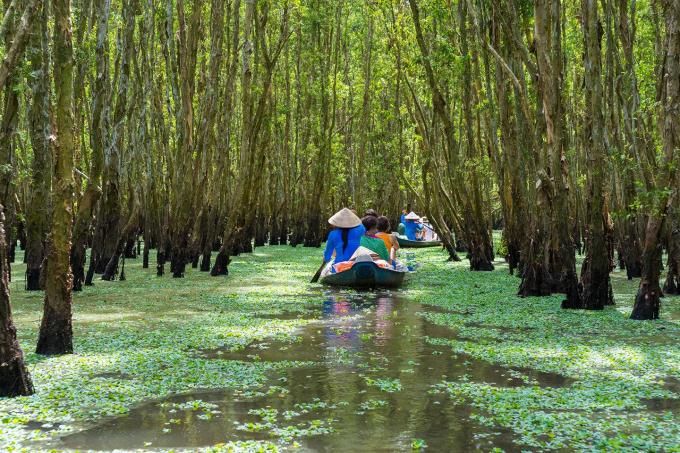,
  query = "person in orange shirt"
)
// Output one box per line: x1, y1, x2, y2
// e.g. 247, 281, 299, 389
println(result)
376, 216, 400, 263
